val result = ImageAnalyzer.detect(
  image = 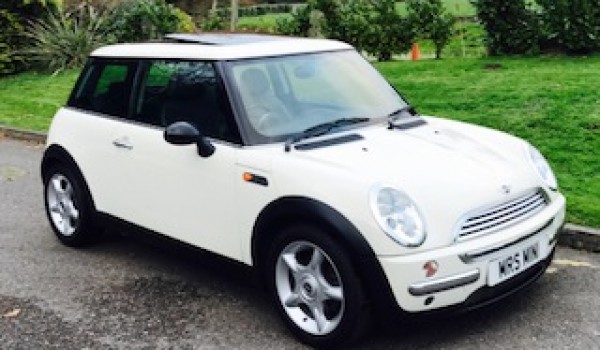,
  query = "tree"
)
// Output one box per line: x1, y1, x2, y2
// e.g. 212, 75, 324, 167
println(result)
407, 0, 455, 59
471, 0, 539, 55
360, 0, 414, 61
